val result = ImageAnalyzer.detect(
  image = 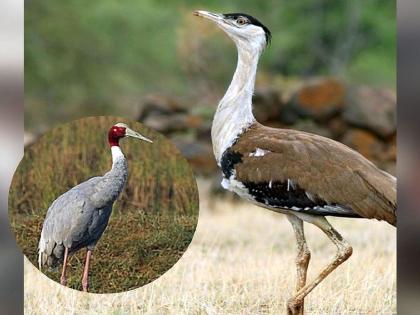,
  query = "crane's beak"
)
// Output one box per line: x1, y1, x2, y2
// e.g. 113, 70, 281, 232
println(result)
194, 10, 224, 24
125, 127, 153, 143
